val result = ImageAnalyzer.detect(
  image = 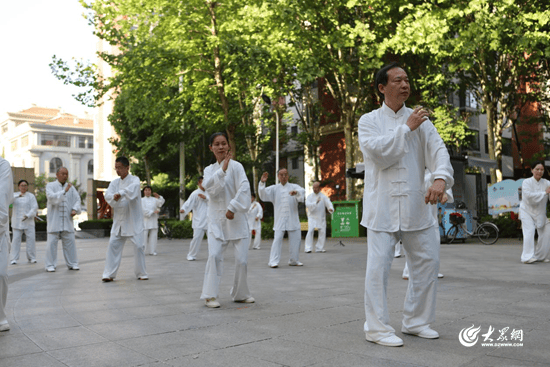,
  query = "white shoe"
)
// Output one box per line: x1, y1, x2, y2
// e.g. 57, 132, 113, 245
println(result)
289, 261, 303, 266
253, 247, 260, 250
10, 260, 16, 265
522, 257, 537, 264
46, 267, 55, 272
269, 264, 278, 268
402, 327, 439, 339
544, 259, 550, 263
305, 250, 312, 253
235, 297, 255, 303
68, 265, 80, 270
205, 298, 220, 308
402, 275, 409, 280
187, 257, 196, 261
438, 273, 444, 278
365, 334, 403, 347
30, 259, 37, 264
0, 323, 10, 332
138, 276, 149, 280
316, 250, 326, 253
394, 254, 401, 258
